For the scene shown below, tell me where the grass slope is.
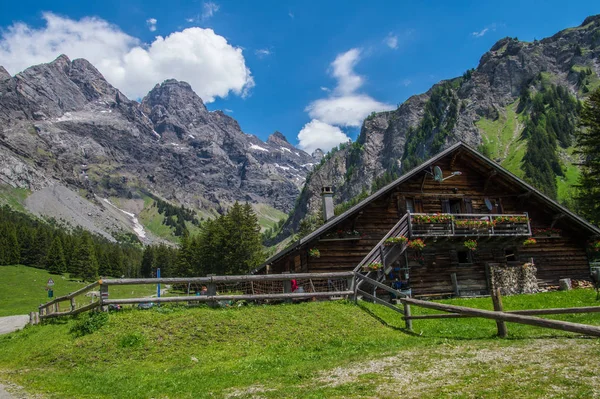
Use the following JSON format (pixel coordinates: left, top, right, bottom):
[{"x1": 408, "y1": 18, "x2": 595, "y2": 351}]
[
  {"x1": 0, "y1": 185, "x2": 30, "y2": 213},
  {"x1": 252, "y1": 203, "x2": 287, "y2": 232},
  {"x1": 476, "y1": 101, "x2": 527, "y2": 178},
  {"x1": 0, "y1": 265, "x2": 157, "y2": 317},
  {"x1": 0, "y1": 290, "x2": 599, "y2": 398}
]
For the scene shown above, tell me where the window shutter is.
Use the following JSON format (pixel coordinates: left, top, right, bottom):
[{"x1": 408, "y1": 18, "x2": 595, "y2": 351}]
[
  {"x1": 441, "y1": 199, "x2": 451, "y2": 213},
  {"x1": 464, "y1": 198, "x2": 473, "y2": 214},
  {"x1": 414, "y1": 198, "x2": 423, "y2": 213}
]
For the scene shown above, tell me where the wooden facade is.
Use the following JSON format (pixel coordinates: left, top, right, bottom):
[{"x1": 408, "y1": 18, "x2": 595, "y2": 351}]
[{"x1": 262, "y1": 143, "x2": 600, "y2": 297}]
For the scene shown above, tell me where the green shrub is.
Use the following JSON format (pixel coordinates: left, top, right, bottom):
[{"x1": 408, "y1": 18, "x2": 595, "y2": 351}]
[
  {"x1": 69, "y1": 312, "x2": 109, "y2": 337},
  {"x1": 119, "y1": 332, "x2": 146, "y2": 348}
]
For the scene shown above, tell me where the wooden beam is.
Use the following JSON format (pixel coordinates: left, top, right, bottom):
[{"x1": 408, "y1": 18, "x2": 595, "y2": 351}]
[
  {"x1": 550, "y1": 214, "x2": 566, "y2": 228},
  {"x1": 450, "y1": 150, "x2": 462, "y2": 169},
  {"x1": 103, "y1": 290, "x2": 355, "y2": 305},
  {"x1": 400, "y1": 297, "x2": 600, "y2": 337},
  {"x1": 483, "y1": 170, "x2": 497, "y2": 193}
]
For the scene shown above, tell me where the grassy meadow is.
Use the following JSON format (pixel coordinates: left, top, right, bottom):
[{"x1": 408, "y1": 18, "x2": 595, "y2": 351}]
[
  {"x1": 0, "y1": 265, "x2": 158, "y2": 317},
  {"x1": 0, "y1": 285, "x2": 599, "y2": 398}
]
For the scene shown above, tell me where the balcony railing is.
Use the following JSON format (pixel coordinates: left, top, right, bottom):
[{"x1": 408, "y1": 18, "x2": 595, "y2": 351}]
[{"x1": 407, "y1": 212, "x2": 531, "y2": 238}]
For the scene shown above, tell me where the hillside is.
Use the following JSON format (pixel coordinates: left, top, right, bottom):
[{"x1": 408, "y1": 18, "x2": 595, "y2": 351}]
[
  {"x1": 278, "y1": 15, "x2": 600, "y2": 239},
  {"x1": 1, "y1": 294, "x2": 599, "y2": 398},
  {"x1": 0, "y1": 58, "x2": 316, "y2": 243}
]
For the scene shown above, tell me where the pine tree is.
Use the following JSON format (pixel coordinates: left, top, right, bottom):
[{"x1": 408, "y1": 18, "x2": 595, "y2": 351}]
[
  {"x1": 1, "y1": 225, "x2": 21, "y2": 265},
  {"x1": 46, "y1": 236, "x2": 67, "y2": 274},
  {"x1": 174, "y1": 231, "x2": 193, "y2": 277},
  {"x1": 140, "y1": 246, "x2": 155, "y2": 278},
  {"x1": 575, "y1": 88, "x2": 600, "y2": 224},
  {"x1": 72, "y1": 232, "x2": 99, "y2": 281}
]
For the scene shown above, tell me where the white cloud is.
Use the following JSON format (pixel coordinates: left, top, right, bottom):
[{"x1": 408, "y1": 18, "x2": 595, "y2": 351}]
[
  {"x1": 224, "y1": 108, "x2": 233, "y2": 113},
  {"x1": 306, "y1": 95, "x2": 392, "y2": 127},
  {"x1": 402, "y1": 79, "x2": 411, "y2": 87},
  {"x1": 297, "y1": 48, "x2": 393, "y2": 152},
  {"x1": 255, "y1": 48, "x2": 271, "y2": 58},
  {"x1": 384, "y1": 34, "x2": 398, "y2": 49},
  {"x1": 0, "y1": 13, "x2": 254, "y2": 102},
  {"x1": 472, "y1": 24, "x2": 497, "y2": 38},
  {"x1": 202, "y1": 2, "x2": 220, "y2": 20},
  {"x1": 320, "y1": 86, "x2": 330, "y2": 92},
  {"x1": 297, "y1": 120, "x2": 350, "y2": 153},
  {"x1": 472, "y1": 28, "x2": 488, "y2": 38},
  {"x1": 305, "y1": 48, "x2": 394, "y2": 127},
  {"x1": 146, "y1": 18, "x2": 157, "y2": 32},
  {"x1": 330, "y1": 48, "x2": 363, "y2": 95}
]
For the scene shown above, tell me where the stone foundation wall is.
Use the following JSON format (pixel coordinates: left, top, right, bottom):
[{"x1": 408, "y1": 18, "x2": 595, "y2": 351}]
[{"x1": 490, "y1": 263, "x2": 539, "y2": 295}]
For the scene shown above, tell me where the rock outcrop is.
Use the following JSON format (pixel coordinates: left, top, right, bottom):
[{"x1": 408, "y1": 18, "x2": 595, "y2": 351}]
[{"x1": 0, "y1": 55, "x2": 317, "y2": 240}]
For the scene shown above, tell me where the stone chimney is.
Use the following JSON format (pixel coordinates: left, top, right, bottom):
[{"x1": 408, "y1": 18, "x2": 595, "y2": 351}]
[{"x1": 321, "y1": 186, "x2": 334, "y2": 222}]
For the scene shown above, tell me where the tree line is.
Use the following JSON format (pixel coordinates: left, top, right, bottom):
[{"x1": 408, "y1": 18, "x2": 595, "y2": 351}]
[
  {"x1": 140, "y1": 202, "x2": 265, "y2": 277},
  {"x1": 0, "y1": 205, "x2": 143, "y2": 280}
]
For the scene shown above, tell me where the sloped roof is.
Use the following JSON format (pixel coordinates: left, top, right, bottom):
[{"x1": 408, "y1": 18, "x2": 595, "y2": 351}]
[{"x1": 255, "y1": 141, "x2": 600, "y2": 272}]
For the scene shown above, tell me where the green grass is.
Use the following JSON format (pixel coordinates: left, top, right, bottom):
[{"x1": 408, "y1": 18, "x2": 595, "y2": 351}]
[
  {"x1": 0, "y1": 185, "x2": 30, "y2": 212},
  {"x1": 476, "y1": 101, "x2": 527, "y2": 177},
  {"x1": 0, "y1": 265, "x2": 85, "y2": 316},
  {"x1": 556, "y1": 147, "x2": 581, "y2": 204},
  {"x1": 0, "y1": 266, "x2": 158, "y2": 316},
  {"x1": 138, "y1": 198, "x2": 178, "y2": 243},
  {"x1": 1, "y1": 290, "x2": 599, "y2": 398},
  {"x1": 252, "y1": 203, "x2": 287, "y2": 232}
]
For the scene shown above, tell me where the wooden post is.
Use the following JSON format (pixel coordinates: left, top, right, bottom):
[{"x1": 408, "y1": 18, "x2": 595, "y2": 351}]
[
  {"x1": 403, "y1": 303, "x2": 413, "y2": 332},
  {"x1": 451, "y1": 273, "x2": 460, "y2": 297},
  {"x1": 100, "y1": 283, "x2": 109, "y2": 310},
  {"x1": 282, "y1": 272, "x2": 291, "y2": 293},
  {"x1": 54, "y1": 302, "x2": 59, "y2": 313},
  {"x1": 206, "y1": 274, "x2": 217, "y2": 307},
  {"x1": 491, "y1": 288, "x2": 508, "y2": 338},
  {"x1": 346, "y1": 274, "x2": 355, "y2": 300},
  {"x1": 400, "y1": 296, "x2": 600, "y2": 337},
  {"x1": 70, "y1": 298, "x2": 76, "y2": 313}
]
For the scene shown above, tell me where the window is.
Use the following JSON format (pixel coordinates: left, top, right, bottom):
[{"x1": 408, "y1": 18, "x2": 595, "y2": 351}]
[
  {"x1": 457, "y1": 250, "x2": 472, "y2": 264},
  {"x1": 505, "y1": 248, "x2": 517, "y2": 262},
  {"x1": 406, "y1": 198, "x2": 414, "y2": 213},
  {"x1": 449, "y1": 199, "x2": 462, "y2": 214}
]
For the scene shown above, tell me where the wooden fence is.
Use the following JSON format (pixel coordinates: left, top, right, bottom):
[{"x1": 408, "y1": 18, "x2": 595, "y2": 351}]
[
  {"x1": 35, "y1": 271, "x2": 600, "y2": 338},
  {"x1": 354, "y1": 273, "x2": 600, "y2": 337},
  {"x1": 37, "y1": 272, "x2": 355, "y2": 320}
]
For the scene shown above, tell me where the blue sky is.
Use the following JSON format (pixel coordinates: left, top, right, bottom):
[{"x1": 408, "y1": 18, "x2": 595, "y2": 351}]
[{"x1": 0, "y1": 1, "x2": 598, "y2": 153}]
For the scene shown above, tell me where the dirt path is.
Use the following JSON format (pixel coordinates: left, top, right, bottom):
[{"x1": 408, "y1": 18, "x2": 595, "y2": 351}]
[{"x1": 0, "y1": 316, "x2": 29, "y2": 336}]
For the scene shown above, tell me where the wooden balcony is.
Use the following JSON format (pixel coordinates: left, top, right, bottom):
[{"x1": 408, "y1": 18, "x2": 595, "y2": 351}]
[{"x1": 408, "y1": 213, "x2": 531, "y2": 238}]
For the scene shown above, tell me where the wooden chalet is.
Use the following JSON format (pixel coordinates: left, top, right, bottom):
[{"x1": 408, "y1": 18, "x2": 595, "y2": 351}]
[{"x1": 259, "y1": 142, "x2": 600, "y2": 297}]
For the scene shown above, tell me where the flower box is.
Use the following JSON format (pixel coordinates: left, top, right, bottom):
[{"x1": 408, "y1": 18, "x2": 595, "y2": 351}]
[{"x1": 384, "y1": 236, "x2": 408, "y2": 246}]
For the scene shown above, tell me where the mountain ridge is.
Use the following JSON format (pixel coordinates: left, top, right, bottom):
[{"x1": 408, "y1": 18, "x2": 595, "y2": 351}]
[
  {"x1": 0, "y1": 54, "x2": 317, "y2": 243},
  {"x1": 275, "y1": 14, "x2": 600, "y2": 240}
]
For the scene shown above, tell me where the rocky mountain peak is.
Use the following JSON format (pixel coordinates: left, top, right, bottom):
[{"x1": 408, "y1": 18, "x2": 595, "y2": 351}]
[
  {"x1": 0, "y1": 66, "x2": 11, "y2": 81},
  {"x1": 312, "y1": 148, "x2": 324, "y2": 162},
  {"x1": 582, "y1": 14, "x2": 600, "y2": 26},
  {"x1": 266, "y1": 131, "x2": 289, "y2": 145},
  {"x1": 141, "y1": 79, "x2": 209, "y2": 135}
]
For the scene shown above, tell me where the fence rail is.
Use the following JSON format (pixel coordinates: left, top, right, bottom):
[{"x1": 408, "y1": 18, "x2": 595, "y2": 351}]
[
  {"x1": 36, "y1": 272, "x2": 355, "y2": 321},
  {"x1": 34, "y1": 270, "x2": 600, "y2": 338}
]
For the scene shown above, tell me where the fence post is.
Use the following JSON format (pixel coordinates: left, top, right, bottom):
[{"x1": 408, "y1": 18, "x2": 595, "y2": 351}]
[
  {"x1": 491, "y1": 287, "x2": 508, "y2": 338},
  {"x1": 451, "y1": 273, "x2": 460, "y2": 297},
  {"x1": 70, "y1": 297, "x2": 76, "y2": 313},
  {"x1": 207, "y1": 274, "x2": 217, "y2": 308},
  {"x1": 403, "y1": 302, "x2": 413, "y2": 332},
  {"x1": 100, "y1": 282, "x2": 109, "y2": 311},
  {"x1": 347, "y1": 274, "x2": 355, "y2": 301},
  {"x1": 282, "y1": 272, "x2": 292, "y2": 303}
]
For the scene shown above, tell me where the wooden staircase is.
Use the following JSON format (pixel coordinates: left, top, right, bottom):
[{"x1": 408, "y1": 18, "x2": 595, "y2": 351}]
[{"x1": 354, "y1": 214, "x2": 410, "y2": 292}]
